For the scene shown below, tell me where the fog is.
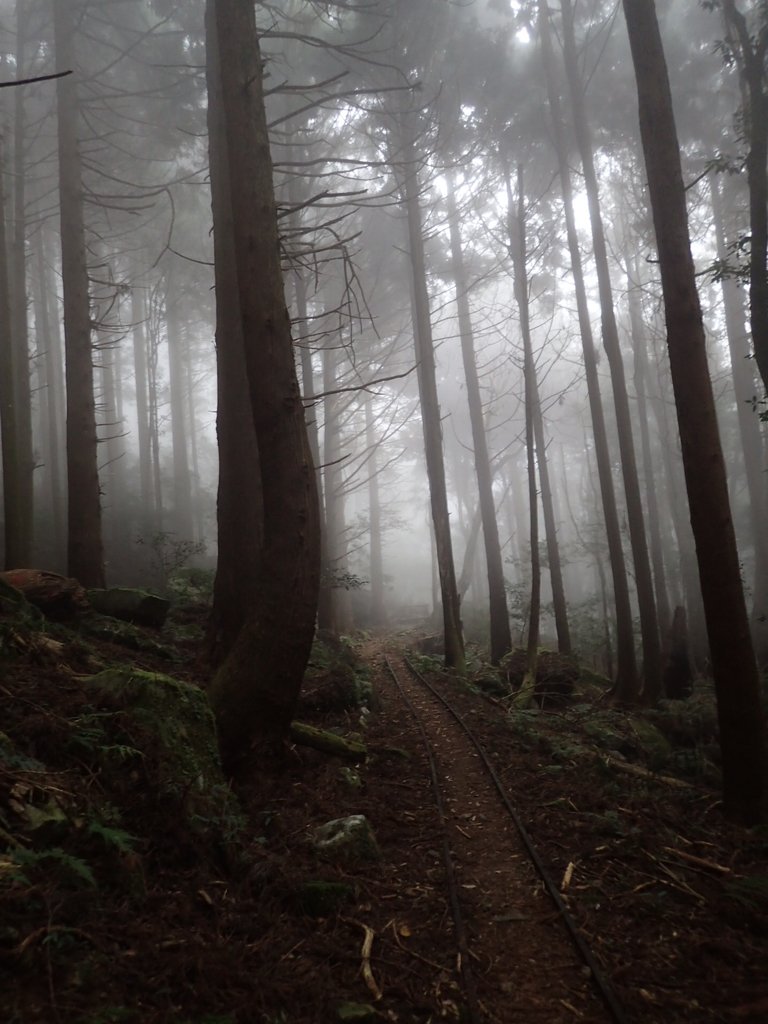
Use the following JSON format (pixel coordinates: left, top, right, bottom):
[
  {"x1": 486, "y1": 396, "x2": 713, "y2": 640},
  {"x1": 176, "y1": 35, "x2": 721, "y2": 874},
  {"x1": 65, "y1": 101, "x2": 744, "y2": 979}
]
[{"x1": 0, "y1": 0, "x2": 766, "y2": 676}]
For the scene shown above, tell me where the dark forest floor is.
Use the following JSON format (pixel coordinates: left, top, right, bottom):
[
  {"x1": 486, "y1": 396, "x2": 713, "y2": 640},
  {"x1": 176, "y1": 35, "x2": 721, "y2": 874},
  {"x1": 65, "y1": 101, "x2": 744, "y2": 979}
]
[{"x1": 1, "y1": 591, "x2": 767, "y2": 1023}]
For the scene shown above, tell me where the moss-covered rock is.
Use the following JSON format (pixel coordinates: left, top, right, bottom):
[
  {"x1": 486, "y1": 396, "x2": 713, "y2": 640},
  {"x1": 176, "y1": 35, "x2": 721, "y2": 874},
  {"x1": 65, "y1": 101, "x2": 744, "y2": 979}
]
[
  {"x1": 81, "y1": 668, "x2": 243, "y2": 842},
  {"x1": 630, "y1": 718, "x2": 673, "y2": 770},
  {"x1": 79, "y1": 613, "x2": 177, "y2": 660},
  {"x1": 312, "y1": 815, "x2": 381, "y2": 866}
]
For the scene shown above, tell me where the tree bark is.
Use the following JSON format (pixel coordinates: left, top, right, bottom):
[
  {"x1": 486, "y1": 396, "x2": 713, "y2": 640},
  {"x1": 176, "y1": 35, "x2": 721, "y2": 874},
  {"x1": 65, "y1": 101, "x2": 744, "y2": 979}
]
[
  {"x1": 538, "y1": 0, "x2": 638, "y2": 698},
  {"x1": 54, "y1": 0, "x2": 105, "y2": 588},
  {"x1": 623, "y1": 0, "x2": 767, "y2": 825},
  {"x1": 205, "y1": 0, "x2": 265, "y2": 670},
  {"x1": 206, "y1": 0, "x2": 321, "y2": 760},
  {"x1": 560, "y1": 0, "x2": 661, "y2": 699},
  {"x1": 446, "y1": 174, "x2": 511, "y2": 664}
]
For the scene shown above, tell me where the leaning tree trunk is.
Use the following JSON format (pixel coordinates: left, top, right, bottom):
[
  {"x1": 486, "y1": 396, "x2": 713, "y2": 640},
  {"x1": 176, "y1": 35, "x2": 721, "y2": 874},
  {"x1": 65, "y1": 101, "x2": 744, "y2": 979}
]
[
  {"x1": 538, "y1": 0, "x2": 639, "y2": 699},
  {"x1": 446, "y1": 173, "x2": 511, "y2": 664},
  {"x1": 54, "y1": 0, "x2": 105, "y2": 588},
  {"x1": 560, "y1": 0, "x2": 661, "y2": 699},
  {"x1": 398, "y1": 108, "x2": 464, "y2": 670},
  {"x1": 206, "y1": 0, "x2": 321, "y2": 762},
  {"x1": 623, "y1": 0, "x2": 767, "y2": 825}
]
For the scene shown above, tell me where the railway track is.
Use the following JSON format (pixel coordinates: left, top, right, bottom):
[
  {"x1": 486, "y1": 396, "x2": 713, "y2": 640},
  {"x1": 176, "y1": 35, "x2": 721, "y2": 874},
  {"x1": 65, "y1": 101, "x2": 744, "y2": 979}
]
[{"x1": 381, "y1": 651, "x2": 629, "y2": 1024}]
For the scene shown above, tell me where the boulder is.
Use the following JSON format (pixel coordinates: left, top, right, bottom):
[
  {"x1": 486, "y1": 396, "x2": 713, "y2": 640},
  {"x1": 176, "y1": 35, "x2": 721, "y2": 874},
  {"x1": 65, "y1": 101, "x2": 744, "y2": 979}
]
[
  {"x1": 82, "y1": 668, "x2": 242, "y2": 838},
  {"x1": 86, "y1": 587, "x2": 170, "y2": 629},
  {"x1": 312, "y1": 814, "x2": 381, "y2": 866},
  {"x1": 0, "y1": 570, "x2": 88, "y2": 619}
]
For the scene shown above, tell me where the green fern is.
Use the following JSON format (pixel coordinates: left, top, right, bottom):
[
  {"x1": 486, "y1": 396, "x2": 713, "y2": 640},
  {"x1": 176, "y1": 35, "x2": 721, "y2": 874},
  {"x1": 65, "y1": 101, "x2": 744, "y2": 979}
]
[
  {"x1": 87, "y1": 821, "x2": 136, "y2": 854},
  {"x1": 11, "y1": 846, "x2": 96, "y2": 888}
]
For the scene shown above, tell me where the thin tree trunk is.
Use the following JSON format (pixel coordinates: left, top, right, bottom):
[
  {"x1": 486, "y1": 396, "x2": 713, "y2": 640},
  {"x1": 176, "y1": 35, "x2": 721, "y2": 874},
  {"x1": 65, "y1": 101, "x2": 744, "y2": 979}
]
[
  {"x1": 399, "y1": 109, "x2": 464, "y2": 670},
  {"x1": 31, "y1": 232, "x2": 65, "y2": 568},
  {"x1": 165, "y1": 269, "x2": 194, "y2": 541},
  {"x1": 507, "y1": 163, "x2": 540, "y2": 698},
  {"x1": 537, "y1": 0, "x2": 638, "y2": 699},
  {"x1": 147, "y1": 295, "x2": 164, "y2": 534},
  {"x1": 623, "y1": 0, "x2": 767, "y2": 825},
  {"x1": 131, "y1": 288, "x2": 153, "y2": 531},
  {"x1": 0, "y1": 142, "x2": 23, "y2": 569},
  {"x1": 625, "y1": 252, "x2": 672, "y2": 638},
  {"x1": 10, "y1": 0, "x2": 34, "y2": 565},
  {"x1": 206, "y1": 0, "x2": 321, "y2": 760},
  {"x1": 504, "y1": 163, "x2": 572, "y2": 657},
  {"x1": 365, "y1": 392, "x2": 386, "y2": 626},
  {"x1": 560, "y1": 0, "x2": 661, "y2": 699},
  {"x1": 721, "y1": 0, "x2": 768, "y2": 396},
  {"x1": 446, "y1": 173, "x2": 511, "y2": 664},
  {"x1": 54, "y1": 0, "x2": 104, "y2": 587},
  {"x1": 321, "y1": 337, "x2": 353, "y2": 634},
  {"x1": 710, "y1": 172, "x2": 768, "y2": 666}
]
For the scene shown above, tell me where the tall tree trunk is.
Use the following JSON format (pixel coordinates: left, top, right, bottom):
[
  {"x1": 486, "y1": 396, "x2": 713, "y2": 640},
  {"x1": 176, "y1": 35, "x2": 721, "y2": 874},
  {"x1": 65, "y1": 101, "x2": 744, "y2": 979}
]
[
  {"x1": 365, "y1": 392, "x2": 386, "y2": 626},
  {"x1": 623, "y1": 0, "x2": 767, "y2": 825},
  {"x1": 147, "y1": 293, "x2": 164, "y2": 534},
  {"x1": 131, "y1": 288, "x2": 154, "y2": 532},
  {"x1": 31, "y1": 230, "x2": 65, "y2": 568},
  {"x1": 538, "y1": 0, "x2": 639, "y2": 699},
  {"x1": 9, "y1": 0, "x2": 34, "y2": 565},
  {"x1": 206, "y1": 0, "x2": 321, "y2": 760},
  {"x1": 721, "y1": 0, "x2": 768, "y2": 396},
  {"x1": 505, "y1": 163, "x2": 572, "y2": 657},
  {"x1": 399, "y1": 109, "x2": 464, "y2": 670},
  {"x1": 0, "y1": 142, "x2": 24, "y2": 569},
  {"x1": 624, "y1": 252, "x2": 672, "y2": 638},
  {"x1": 321, "y1": 336, "x2": 353, "y2": 635},
  {"x1": 710, "y1": 172, "x2": 768, "y2": 666},
  {"x1": 507, "y1": 163, "x2": 541, "y2": 698},
  {"x1": 560, "y1": 0, "x2": 661, "y2": 699},
  {"x1": 165, "y1": 269, "x2": 194, "y2": 541},
  {"x1": 206, "y1": 2, "x2": 264, "y2": 668},
  {"x1": 54, "y1": 0, "x2": 105, "y2": 587},
  {"x1": 447, "y1": 174, "x2": 511, "y2": 664}
]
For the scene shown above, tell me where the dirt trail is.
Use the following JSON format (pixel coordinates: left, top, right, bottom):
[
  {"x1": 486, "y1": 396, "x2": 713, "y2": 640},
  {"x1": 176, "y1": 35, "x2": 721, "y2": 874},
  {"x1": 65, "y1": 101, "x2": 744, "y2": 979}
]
[{"x1": 365, "y1": 639, "x2": 614, "y2": 1023}]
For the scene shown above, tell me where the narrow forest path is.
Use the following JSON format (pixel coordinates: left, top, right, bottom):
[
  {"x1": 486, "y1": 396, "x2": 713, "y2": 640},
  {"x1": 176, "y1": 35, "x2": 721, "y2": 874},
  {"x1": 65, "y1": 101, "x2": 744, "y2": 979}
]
[{"x1": 361, "y1": 637, "x2": 615, "y2": 1024}]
